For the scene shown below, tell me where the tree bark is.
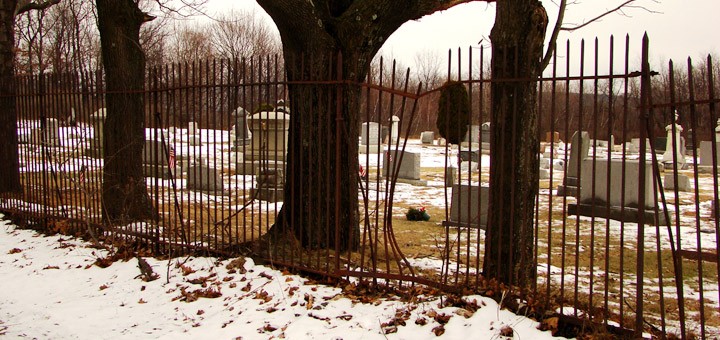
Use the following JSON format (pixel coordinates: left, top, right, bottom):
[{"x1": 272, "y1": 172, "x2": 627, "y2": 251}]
[
  {"x1": 0, "y1": 0, "x2": 22, "y2": 195},
  {"x1": 484, "y1": 0, "x2": 547, "y2": 288},
  {"x1": 257, "y1": 0, "x2": 481, "y2": 251},
  {"x1": 96, "y1": 0, "x2": 156, "y2": 224}
]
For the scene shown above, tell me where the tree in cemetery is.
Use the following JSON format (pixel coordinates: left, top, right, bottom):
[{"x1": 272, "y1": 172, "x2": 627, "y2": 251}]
[
  {"x1": 0, "y1": 0, "x2": 58, "y2": 195},
  {"x1": 95, "y1": 0, "x2": 157, "y2": 223},
  {"x1": 482, "y1": 0, "x2": 547, "y2": 288},
  {"x1": 256, "y1": 0, "x2": 488, "y2": 251}
]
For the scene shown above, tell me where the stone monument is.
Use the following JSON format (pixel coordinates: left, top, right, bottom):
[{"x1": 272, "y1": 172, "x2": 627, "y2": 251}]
[
  {"x1": 662, "y1": 111, "x2": 685, "y2": 168},
  {"x1": 86, "y1": 108, "x2": 106, "y2": 158}
]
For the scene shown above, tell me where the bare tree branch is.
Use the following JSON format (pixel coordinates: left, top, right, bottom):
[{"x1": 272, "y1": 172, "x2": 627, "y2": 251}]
[
  {"x1": 540, "y1": 0, "x2": 566, "y2": 71},
  {"x1": 15, "y1": 0, "x2": 60, "y2": 16},
  {"x1": 560, "y1": 0, "x2": 660, "y2": 32}
]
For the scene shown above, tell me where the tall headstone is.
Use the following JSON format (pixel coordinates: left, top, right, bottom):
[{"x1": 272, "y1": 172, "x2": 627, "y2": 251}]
[
  {"x1": 557, "y1": 131, "x2": 590, "y2": 197},
  {"x1": 86, "y1": 108, "x2": 106, "y2": 158},
  {"x1": 446, "y1": 184, "x2": 489, "y2": 229},
  {"x1": 231, "y1": 107, "x2": 251, "y2": 149},
  {"x1": 142, "y1": 139, "x2": 170, "y2": 178},
  {"x1": 481, "y1": 122, "x2": 491, "y2": 143},
  {"x1": 31, "y1": 118, "x2": 60, "y2": 147},
  {"x1": 360, "y1": 122, "x2": 382, "y2": 154},
  {"x1": 237, "y1": 110, "x2": 290, "y2": 175},
  {"x1": 463, "y1": 124, "x2": 482, "y2": 144},
  {"x1": 188, "y1": 122, "x2": 201, "y2": 146},
  {"x1": 662, "y1": 111, "x2": 685, "y2": 167},
  {"x1": 389, "y1": 115, "x2": 400, "y2": 145}
]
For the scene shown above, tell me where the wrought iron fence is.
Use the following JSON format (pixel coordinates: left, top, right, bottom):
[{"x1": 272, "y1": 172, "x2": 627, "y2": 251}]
[{"x1": 2, "y1": 35, "x2": 719, "y2": 338}]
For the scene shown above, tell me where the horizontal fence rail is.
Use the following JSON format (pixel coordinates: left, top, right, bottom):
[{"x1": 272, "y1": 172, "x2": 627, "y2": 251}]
[{"x1": 1, "y1": 36, "x2": 719, "y2": 338}]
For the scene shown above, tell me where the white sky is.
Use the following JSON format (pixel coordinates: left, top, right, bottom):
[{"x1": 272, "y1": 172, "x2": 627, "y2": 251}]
[{"x1": 201, "y1": 0, "x2": 719, "y2": 72}]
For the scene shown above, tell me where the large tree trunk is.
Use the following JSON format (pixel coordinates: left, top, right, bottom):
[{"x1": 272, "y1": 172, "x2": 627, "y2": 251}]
[
  {"x1": 484, "y1": 0, "x2": 547, "y2": 288},
  {"x1": 96, "y1": 0, "x2": 155, "y2": 224},
  {"x1": 0, "y1": 0, "x2": 22, "y2": 195},
  {"x1": 257, "y1": 0, "x2": 468, "y2": 252}
]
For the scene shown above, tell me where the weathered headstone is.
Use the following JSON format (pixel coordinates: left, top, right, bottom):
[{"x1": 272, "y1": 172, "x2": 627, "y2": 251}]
[
  {"x1": 568, "y1": 158, "x2": 666, "y2": 224},
  {"x1": 187, "y1": 165, "x2": 226, "y2": 194},
  {"x1": 360, "y1": 122, "x2": 382, "y2": 154},
  {"x1": 231, "y1": 107, "x2": 251, "y2": 149},
  {"x1": 142, "y1": 139, "x2": 170, "y2": 179},
  {"x1": 545, "y1": 131, "x2": 561, "y2": 143},
  {"x1": 662, "y1": 112, "x2": 685, "y2": 167},
  {"x1": 86, "y1": 108, "x2": 106, "y2": 158},
  {"x1": 188, "y1": 122, "x2": 201, "y2": 146},
  {"x1": 463, "y1": 125, "x2": 481, "y2": 144},
  {"x1": 389, "y1": 115, "x2": 400, "y2": 144},
  {"x1": 481, "y1": 122, "x2": 491, "y2": 143},
  {"x1": 251, "y1": 166, "x2": 285, "y2": 202},
  {"x1": 663, "y1": 173, "x2": 690, "y2": 192},
  {"x1": 237, "y1": 110, "x2": 290, "y2": 175},
  {"x1": 699, "y1": 141, "x2": 720, "y2": 173},
  {"x1": 557, "y1": 131, "x2": 590, "y2": 197},
  {"x1": 420, "y1": 131, "x2": 434, "y2": 144},
  {"x1": 446, "y1": 184, "x2": 489, "y2": 229},
  {"x1": 383, "y1": 149, "x2": 421, "y2": 181}
]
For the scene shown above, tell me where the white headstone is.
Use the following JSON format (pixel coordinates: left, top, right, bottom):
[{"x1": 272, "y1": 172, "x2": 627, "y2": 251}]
[
  {"x1": 662, "y1": 112, "x2": 685, "y2": 166},
  {"x1": 389, "y1": 116, "x2": 400, "y2": 144},
  {"x1": 361, "y1": 122, "x2": 381, "y2": 146},
  {"x1": 420, "y1": 131, "x2": 434, "y2": 144},
  {"x1": 383, "y1": 149, "x2": 421, "y2": 180},
  {"x1": 663, "y1": 173, "x2": 690, "y2": 192}
]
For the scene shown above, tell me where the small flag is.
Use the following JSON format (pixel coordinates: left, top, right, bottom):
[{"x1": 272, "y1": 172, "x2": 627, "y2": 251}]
[
  {"x1": 359, "y1": 164, "x2": 367, "y2": 179},
  {"x1": 78, "y1": 165, "x2": 87, "y2": 184},
  {"x1": 169, "y1": 145, "x2": 176, "y2": 169}
]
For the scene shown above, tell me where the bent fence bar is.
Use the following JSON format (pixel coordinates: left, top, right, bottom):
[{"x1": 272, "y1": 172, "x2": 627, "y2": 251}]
[{"x1": 1, "y1": 36, "x2": 719, "y2": 338}]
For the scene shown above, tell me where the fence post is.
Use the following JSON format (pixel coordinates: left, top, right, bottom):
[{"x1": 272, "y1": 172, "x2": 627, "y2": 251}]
[{"x1": 635, "y1": 33, "x2": 651, "y2": 337}]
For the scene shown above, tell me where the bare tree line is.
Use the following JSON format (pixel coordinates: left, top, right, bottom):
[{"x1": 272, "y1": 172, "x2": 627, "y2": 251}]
[{"x1": 13, "y1": 1, "x2": 282, "y2": 74}]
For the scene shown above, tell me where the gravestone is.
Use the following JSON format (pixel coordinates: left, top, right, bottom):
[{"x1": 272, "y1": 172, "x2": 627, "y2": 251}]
[
  {"x1": 446, "y1": 184, "x2": 489, "y2": 229},
  {"x1": 187, "y1": 165, "x2": 226, "y2": 194},
  {"x1": 481, "y1": 122, "x2": 491, "y2": 143},
  {"x1": 545, "y1": 131, "x2": 561, "y2": 143},
  {"x1": 360, "y1": 122, "x2": 382, "y2": 154},
  {"x1": 383, "y1": 149, "x2": 424, "y2": 184},
  {"x1": 30, "y1": 118, "x2": 60, "y2": 147},
  {"x1": 142, "y1": 139, "x2": 171, "y2": 179},
  {"x1": 420, "y1": 131, "x2": 434, "y2": 144},
  {"x1": 251, "y1": 166, "x2": 285, "y2": 202},
  {"x1": 663, "y1": 173, "x2": 690, "y2": 192},
  {"x1": 463, "y1": 125, "x2": 482, "y2": 144},
  {"x1": 557, "y1": 131, "x2": 590, "y2": 197},
  {"x1": 569, "y1": 158, "x2": 666, "y2": 224},
  {"x1": 188, "y1": 122, "x2": 201, "y2": 146},
  {"x1": 231, "y1": 107, "x2": 251, "y2": 149},
  {"x1": 86, "y1": 108, "x2": 106, "y2": 158},
  {"x1": 237, "y1": 110, "x2": 290, "y2": 175},
  {"x1": 389, "y1": 115, "x2": 400, "y2": 144},
  {"x1": 698, "y1": 141, "x2": 720, "y2": 173},
  {"x1": 662, "y1": 112, "x2": 685, "y2": 168}
]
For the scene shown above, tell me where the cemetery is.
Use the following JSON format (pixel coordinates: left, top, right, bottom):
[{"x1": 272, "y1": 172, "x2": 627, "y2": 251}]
[{"x1": 5, "y1": 45, "x2": 720, "y2": 337}]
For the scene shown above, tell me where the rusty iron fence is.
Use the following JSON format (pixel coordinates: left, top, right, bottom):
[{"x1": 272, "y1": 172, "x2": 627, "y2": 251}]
[{"x1": 2, "y1": 35, "x2": 719, "y2": 338}]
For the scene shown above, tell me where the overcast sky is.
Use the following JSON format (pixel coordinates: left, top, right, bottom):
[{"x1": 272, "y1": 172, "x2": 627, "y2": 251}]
[{"x1": 203, "y1": 0, "x2": 719, "y2": 72}]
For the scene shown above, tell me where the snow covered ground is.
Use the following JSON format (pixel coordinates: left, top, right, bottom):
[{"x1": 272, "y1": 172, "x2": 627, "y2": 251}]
[{"x1": 0, "y1": 216, "x2": 561, "y2": 340}]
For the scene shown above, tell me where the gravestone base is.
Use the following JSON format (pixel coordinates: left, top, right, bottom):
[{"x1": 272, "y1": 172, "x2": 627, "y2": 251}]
[
  {"x1": 143, "y1": 164, "x2": 172, "y2": 179},
  {"x1": 662, "y1": 161, "x2": 688, "y2": 171},
  {"x1": 251, "y1": 188, "x2": 284, "y2": 202},
  {"x1": 568, "y1": 202, "x2": 668, "y2": 226},
  {"x1": 557, "y1": 177, "x2": 579, "y2": 197},
  {"x1": 231, "y1": 139, "x2": 251, "y2": 151},
  {"x1": 235, "y1": 161, "x2": 285, "y2": 176},
  {"x1": 663, "y1": 173, "x2": 691, "y2": 192},
  {"x1": 187, "y1": 165, "x2": 228, "y2": 195},
  {"x1": 392, "y1": 177, "x2": 428, "y2": 186},
  {"x1": 359, "y1": 144, "x2": 382, "y2": 154},
  {"x1": 697, "y1": 165, "x2": 718, "y2": 174}
]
